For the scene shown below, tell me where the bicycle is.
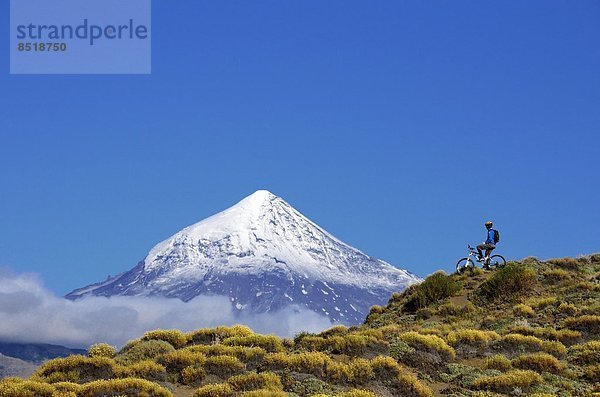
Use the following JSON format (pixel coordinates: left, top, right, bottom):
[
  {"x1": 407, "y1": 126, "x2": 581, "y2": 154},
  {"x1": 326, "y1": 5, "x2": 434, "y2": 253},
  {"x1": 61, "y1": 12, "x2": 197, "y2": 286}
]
[{"x1": 456, "y1": 245, "x2": 506, "y2": 274}]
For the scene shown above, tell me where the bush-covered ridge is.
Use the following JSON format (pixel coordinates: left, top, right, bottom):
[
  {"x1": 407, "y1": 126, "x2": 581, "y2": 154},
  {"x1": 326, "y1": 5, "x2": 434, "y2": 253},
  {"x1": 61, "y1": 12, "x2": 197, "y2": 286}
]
[{"x1": 0, "y1": 255, "x2": 598, "y2": 396}]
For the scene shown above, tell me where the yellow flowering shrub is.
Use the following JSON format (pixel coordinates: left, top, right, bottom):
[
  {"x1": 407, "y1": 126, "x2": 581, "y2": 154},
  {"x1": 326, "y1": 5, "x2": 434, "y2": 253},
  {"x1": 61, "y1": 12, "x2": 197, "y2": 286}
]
[
  {"x1": 511, "y1": 353, "x2": 563, "y2": 374},
  {"x1": 223, "y1": 335, "x2": 284, "y2": 353},
  {"x1": 142, "y1": 329, "x2": 188, "y2": 348},
  {"x1": 483, "y1": 355, "x2": 512, "y2": 371},
  {"x1": 117, "y1": 339, "x2": 175, "y2": 365},
  {"x1": 87, "y1": 343, "x2": 116, "y2": 359},
  {"x1": 227, "y1": 371, "x2": 282, "y2": 391},
  {"x1": 193, "y1": 383, "x2": 234, "y2": 397},
  {"x1": 397, "y1": 332, "x2": 456, "y2": 361},
  {"x1": 78, "y1": 378, "x2": 172, "y2": 397},
  {"x1": 473, "y1": 370, "x2": 542, "y2": 393},
  {"x1": 35, "y1": 355, "x2": 118, "y2": 383},
  {"x1": 188, "y1": 325, "x2": 254, "y2": 345},
  {"x1": 157, "y1": 350, "x2": 206, "y2": 373},
  {"x1": 204, "y1": 355, "x2": 245, "y2": 378}
]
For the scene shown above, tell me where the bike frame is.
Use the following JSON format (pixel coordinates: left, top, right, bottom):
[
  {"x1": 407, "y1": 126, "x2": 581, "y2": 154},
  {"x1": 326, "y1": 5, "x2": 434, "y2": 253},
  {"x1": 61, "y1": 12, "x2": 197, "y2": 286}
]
[{"x1": 457, "y1": 245, "x2": 506, "y2": 274}]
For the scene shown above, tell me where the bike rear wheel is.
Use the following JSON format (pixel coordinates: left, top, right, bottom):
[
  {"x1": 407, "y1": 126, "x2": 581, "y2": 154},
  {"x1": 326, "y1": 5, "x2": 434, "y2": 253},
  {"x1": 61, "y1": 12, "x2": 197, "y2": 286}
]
[
  {"x1": 489, "y1": 255, "x2": 506, "y2": 268},
  {"x1": 456, "y1": 257, "x2": 475, "y2": 274}
]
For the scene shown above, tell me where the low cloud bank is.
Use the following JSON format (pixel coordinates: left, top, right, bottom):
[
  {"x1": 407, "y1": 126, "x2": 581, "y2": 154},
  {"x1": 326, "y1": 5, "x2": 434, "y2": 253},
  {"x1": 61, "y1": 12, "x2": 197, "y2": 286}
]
[{"x1": 0, "y1": 269, "x2": 333, "y2": 348}]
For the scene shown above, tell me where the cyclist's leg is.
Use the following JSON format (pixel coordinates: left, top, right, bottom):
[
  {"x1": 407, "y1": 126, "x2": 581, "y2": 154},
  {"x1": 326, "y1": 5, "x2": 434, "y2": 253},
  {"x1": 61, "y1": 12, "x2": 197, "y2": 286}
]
[
  {"x1": 476, "y1": 244, "x2": 485, "y2": 258},
  {"x1": 484, "y1": 244, "x2": 495, "y2": 264}
]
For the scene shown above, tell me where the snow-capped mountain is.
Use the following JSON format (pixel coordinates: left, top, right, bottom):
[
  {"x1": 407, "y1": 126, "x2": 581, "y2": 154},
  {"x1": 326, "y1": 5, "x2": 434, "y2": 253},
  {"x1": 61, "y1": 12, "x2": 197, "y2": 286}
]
[{"x1": 67, "y1": 190, "x2": 421, "y2": 324}]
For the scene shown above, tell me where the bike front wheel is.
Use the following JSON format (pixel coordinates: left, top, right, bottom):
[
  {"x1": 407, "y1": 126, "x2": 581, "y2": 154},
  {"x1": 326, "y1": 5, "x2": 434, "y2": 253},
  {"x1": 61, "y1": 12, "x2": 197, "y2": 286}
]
[
  {"x1": 489, "y1": 255, "x2": 506, "y2": 268},
  {"x1": 456, "y1": 257, "x2": 475, "y2": 274}
]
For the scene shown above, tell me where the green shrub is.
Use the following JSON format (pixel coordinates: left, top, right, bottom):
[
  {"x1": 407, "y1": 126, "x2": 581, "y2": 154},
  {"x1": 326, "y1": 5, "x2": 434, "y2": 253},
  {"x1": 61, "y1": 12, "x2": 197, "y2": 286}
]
[
  {"x1": 87, "y1": 343, "x2": 116, "y2": 359},
  {"x1": 405, "y1": 271, "x2": 462, "y2": 311},
  {"x1": 142, "y1": 329, "x2": 188, "y2": 348},
  {"x1": 193, "y1": 383, "x2": 234, "y2": 397},
  {"x1": 228, "y1": 371, "x2": 282, "y2": 391},
  {"x1": 477, "y1": 264, "x2": 537, "y2": 302},
  {"x1": 204, "y1": 355, "x2": 245, "y2": 378},
  {"x1": 117, "y1": 339, "x2": 175, "y2": 365},
  {"x1": 511, "y1": 353, "x2": 563, "y2": 374},
  {"x1": 289, "y1": 377, "x2": 335, "y2": 396},
  {"x1": 78, "y1": 378, "x2": 172, "y2": 397},
  {"x1": 472, "y1": 369, "x2": 542, "y2": 393},
  {"x1": 223, "y1": 335, "x2": 284, "y2": 353},
  {"x1": 389, "y1": 340, "x2": 415, "y2": 361}
]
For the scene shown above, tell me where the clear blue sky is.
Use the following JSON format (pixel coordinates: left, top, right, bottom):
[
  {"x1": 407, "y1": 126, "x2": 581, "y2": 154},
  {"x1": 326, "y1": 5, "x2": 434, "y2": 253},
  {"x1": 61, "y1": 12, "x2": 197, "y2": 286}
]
[{"x1": 1, "y1": 1, "x2": 599, "y2": 295}]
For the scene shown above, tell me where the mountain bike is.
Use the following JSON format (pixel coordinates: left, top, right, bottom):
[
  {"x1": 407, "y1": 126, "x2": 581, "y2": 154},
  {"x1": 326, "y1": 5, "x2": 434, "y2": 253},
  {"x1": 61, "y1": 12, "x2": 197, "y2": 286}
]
[{"x1": 456, "y1": 245, "x2": 506, "y2": 274}]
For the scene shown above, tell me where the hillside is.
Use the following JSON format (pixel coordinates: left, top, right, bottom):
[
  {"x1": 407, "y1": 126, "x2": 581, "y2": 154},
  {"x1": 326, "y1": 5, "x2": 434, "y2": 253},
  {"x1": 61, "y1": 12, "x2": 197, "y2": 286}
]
[
  {"x1": 0, "y1": 343, "x2": 86, "y2": 365},
  {"x1": 1, "y1": 255, "x2": 599, "y2": 397},
  {"x1": 0, "y1": 354, "x2": 36, "y2": 379}
]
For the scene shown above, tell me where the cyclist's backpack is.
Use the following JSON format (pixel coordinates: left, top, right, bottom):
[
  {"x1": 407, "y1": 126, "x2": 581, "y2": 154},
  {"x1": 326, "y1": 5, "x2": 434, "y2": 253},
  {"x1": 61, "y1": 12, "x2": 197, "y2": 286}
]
[{"x1": 493, "y1": 229, "x2": 500, "y2": 244}]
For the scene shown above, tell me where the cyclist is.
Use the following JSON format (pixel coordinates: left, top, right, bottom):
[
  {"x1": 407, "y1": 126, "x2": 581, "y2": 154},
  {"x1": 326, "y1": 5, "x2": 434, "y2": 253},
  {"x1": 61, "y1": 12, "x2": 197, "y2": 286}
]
[{"x1": 477, "y1": 221, "x2": 499, "y2": 267}]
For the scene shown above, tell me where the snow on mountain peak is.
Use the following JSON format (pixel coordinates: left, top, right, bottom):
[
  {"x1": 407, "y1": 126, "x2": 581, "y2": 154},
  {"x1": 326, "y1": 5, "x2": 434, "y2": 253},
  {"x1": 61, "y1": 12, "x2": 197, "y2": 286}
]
[{"x1": 66, "y1": 191, "x2": 421, "y2": 324}]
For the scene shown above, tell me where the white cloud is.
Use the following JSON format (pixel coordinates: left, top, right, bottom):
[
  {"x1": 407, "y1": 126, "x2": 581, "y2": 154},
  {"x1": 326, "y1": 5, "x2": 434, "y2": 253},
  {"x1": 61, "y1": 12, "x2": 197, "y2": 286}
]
[{"x1": 0, "y1": 269, "x2": 333, "y2": 349}]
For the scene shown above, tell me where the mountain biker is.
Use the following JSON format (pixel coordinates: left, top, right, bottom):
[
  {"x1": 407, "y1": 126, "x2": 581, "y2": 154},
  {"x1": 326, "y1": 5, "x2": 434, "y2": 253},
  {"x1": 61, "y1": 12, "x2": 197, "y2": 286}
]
[{"x1": 477, "y1": 221, "x2": 498, "y2": 267}]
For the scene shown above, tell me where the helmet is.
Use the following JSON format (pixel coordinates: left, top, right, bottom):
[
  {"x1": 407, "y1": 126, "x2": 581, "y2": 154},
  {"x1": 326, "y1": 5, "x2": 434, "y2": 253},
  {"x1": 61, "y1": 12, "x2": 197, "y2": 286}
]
[{"x1": 485, "y1": 221, "x2": 493, "y2": 228}]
